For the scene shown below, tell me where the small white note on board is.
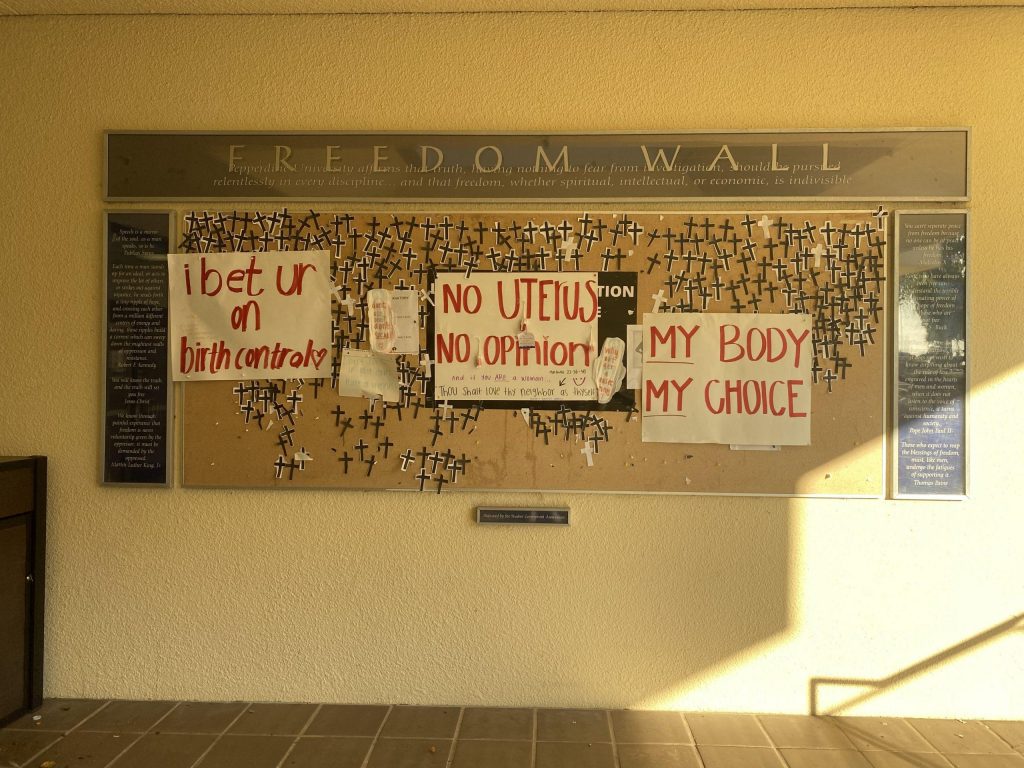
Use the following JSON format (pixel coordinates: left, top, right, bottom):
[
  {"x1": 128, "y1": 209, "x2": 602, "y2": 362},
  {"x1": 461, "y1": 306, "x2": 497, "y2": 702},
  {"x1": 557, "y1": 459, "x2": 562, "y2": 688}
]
[{"x1": 338, "y1": 348, "x2": 401, "y2": 403}]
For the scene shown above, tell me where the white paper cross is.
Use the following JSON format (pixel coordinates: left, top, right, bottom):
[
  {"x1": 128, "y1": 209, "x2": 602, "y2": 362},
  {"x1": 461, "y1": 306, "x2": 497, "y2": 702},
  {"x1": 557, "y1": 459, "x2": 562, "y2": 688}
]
[
  {"x1": 651, "y1": 289, "x2": 667, "y2": 313},
  {"x1": 580, "y1": 440, "x2": 595, "y2": 467},
  {"x1": 811, "y1": 242, "x2": 826, "y2": 268}
]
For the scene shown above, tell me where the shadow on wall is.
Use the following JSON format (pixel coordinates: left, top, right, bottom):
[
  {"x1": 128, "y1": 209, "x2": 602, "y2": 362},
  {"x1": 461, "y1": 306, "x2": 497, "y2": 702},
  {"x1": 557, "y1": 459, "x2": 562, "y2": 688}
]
[
  {"x1": 809, "y1": 613, "x2": 1024, "y2": 715},
  {"x1": 505, "y1": 213, "x2": 970, "y2": 707},
  {"x1": 626, "y1": 216, "x2": 995, "y2": 713},
  {"x1": 513, "y1": 215, "x2": 962, "y2": 708}
]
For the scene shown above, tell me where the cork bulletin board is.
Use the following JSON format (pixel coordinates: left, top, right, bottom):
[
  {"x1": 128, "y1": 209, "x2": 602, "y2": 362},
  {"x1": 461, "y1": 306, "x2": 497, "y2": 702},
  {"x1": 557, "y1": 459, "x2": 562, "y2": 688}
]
[{"x1": 178, "y1": 208, "x2": 888, "y2": 496}]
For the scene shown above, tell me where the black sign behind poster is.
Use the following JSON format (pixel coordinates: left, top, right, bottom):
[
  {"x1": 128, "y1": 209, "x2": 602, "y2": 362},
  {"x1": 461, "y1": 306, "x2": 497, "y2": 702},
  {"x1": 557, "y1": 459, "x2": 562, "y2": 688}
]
[
  {"x1": 895, "y1": 212, "x2": 968, "y2": 498},
  {"x1": 103, "y1": 212, "x2": 172, "y2": 485}
]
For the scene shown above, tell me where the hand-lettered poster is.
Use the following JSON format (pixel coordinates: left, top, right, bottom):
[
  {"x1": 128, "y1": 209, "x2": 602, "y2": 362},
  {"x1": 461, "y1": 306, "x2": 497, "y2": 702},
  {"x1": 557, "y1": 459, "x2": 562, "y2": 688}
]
[
  {"x1": 366, "y1": 288, "x2": 420, "y2": 355},
  {"x1": 642, "y1": 312, "x2": 812, "y2": 445},
  {"x1": 168, "y1": 250, "x2": 331, "y2": 380},
  {"x1": 431, "y1": 271, "x2": 636, "y2": 410},
  {"x1": 433, "y1": 271, "x2": 599, "y2": 402}
]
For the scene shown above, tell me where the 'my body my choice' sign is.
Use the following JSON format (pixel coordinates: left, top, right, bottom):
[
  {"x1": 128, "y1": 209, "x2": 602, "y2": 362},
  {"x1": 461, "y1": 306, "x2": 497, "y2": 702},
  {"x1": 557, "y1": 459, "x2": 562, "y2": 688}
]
[{"x1": 642, "y1": 313, "x2": 813, "y2": 445}]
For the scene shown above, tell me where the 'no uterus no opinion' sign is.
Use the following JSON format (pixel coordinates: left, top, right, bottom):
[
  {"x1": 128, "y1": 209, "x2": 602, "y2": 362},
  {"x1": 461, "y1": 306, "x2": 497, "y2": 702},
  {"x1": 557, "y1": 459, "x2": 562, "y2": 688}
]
[{"x1": 642, "y1": 312, "x2": 812, "y2": 446}]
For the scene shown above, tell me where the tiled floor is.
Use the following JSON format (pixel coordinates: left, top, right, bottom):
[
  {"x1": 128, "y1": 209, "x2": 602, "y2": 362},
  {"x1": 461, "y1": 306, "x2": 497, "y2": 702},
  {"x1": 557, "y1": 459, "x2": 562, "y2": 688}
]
[{"x1": 2, "y1": 701, "x2": 1023, "y2": 768}]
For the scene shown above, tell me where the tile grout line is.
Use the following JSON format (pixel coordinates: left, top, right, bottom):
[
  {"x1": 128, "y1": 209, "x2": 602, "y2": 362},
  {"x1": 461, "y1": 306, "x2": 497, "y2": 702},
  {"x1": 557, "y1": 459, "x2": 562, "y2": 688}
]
[
  {"x1": 61, "y1": 701, "x2": 182, "y2": 768},
  {"x1": 14, "y1": 732, "x2": 63, "y2": 768},
  {"x1": 184, "y1": 702, "x2": 254, "y2": 768},
  {"x1": 101, "y1": 701, "x2": 188, "y2": 768},
  {"x1": 443, "y1": 707, "x2": 465, "y2": 768},
  {"x1": 753, "y1": 713, "x2": 796, "y2": 768},
  {"x1": 829, "y1": 717, "x2": 935, "y2": 759},
  {"x1": 68, "y1": 699, "x2": 115, "y2": 732},
  {"x1": 95, "y1": 731, "x2": 150, "y2": 768},
  {"x1": 679, "y1": 712, "x2": 709, "y2": 768},
  {"x1": 677, "y1": 711, "x2": 696, "y2": 746},
  {"x1": 357, "y1": 704, "x2": 394, "y2": 768},
  {"x1": 902, "y1": 719, "x2": 958, "y2": 767},
  {"x1": 979, "y1": 719, "x2": 1019, "y2": 753},
  {"x1": 272, "y1": 703, "x2": 324, "y2": 768},
  {"x1": 606, "y1": 709, "x2": 621, "y2": 768},
  {"x1": 241, "y1": 733, "x2": 614, "y2": 743},
  {"x1": 13, "y1": 730, "x2": 71, "y2": 768},
  {"x1": 112, "y1": 731, "x2": 534, "y2": 741},
  {"x1": 15, "y1": 700, "x2": 117, "y2": 768},
  {"x1": 749, "y1": 744, "x2": 992, "y2": 753},
  {"x1": 148, "y1": 701, "x2": 185, "y2": 733},
  {"x1": 530, "y1": 708, "x2": 538, "y2": 768}
]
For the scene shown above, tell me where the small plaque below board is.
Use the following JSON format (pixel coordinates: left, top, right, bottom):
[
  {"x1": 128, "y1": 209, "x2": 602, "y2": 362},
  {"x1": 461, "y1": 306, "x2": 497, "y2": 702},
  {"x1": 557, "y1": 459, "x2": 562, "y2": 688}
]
[{"x1": 477, "y1": 507, "x2": 570, "y2": 525}]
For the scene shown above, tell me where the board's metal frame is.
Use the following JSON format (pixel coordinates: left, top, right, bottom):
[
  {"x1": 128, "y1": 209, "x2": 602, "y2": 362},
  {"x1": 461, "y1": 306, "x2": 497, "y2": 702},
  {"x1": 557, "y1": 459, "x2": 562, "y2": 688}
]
[
  {"x1": 176, "y1": 207, "x2": 890, "y2": 499},
  {"x1": 891, "y1": 209, "x2": 970, "y2": 501},
  {"x1": 101, "y1": 210, "x2": 175, "y2": 487},
  {"x1": 105, "y1": 128, "x2": 971, "y2": 204}
]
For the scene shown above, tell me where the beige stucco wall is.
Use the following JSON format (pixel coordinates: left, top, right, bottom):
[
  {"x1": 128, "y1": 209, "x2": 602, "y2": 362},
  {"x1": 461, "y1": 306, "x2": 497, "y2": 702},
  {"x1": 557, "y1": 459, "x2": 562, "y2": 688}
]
[{"x1": 0, "y1": 8, "x2": 1021, "y2": 717}]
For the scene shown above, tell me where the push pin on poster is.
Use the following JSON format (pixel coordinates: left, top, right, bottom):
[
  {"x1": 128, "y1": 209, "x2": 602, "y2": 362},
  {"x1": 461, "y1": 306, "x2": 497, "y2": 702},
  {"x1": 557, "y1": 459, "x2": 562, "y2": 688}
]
[{"x1": 517, "y1": 318, "x2": 536, "y2": 350}]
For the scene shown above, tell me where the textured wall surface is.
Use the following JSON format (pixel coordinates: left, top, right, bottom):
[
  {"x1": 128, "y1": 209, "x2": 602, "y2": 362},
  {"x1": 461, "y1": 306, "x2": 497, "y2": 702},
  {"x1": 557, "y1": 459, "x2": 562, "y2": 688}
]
[
  {"x1": 5, "y1": 0, "x2": 1024, "y2": 17},
  {"x1": 0, "y1": 8, "x2": 1021, "y2": 717}
]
